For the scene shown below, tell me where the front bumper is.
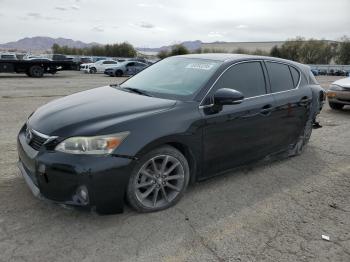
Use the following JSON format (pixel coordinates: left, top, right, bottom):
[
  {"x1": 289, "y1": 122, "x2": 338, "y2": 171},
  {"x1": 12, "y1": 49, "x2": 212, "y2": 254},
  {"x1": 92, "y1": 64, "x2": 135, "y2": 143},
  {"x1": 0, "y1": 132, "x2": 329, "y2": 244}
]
[
  {"x1": 17, "y1": 127, "x2": 134, "y2": 214},
  {"x1": 327, "y1": 90, "x2": 350, "y2": 105}
]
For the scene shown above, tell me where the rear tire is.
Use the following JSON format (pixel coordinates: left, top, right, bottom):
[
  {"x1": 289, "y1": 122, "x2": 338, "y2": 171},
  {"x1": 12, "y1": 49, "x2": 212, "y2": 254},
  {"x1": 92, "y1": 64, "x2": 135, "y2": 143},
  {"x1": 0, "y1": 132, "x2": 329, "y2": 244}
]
[
  {"x1": 329, "y1": 102, "x2": 344, "y2": 110},
  {"x1": 89, "y1": 67, "x2": 97, "y2": 74},
  {"x1": 289, "y1": 118, "x2": 313, "y2": 157},
  {"x1": 29, "y1": 65, "x2": 44, "y2": 78},
  {"x1": 126, "y1": 146, "x2": 190, "y2": 213}
]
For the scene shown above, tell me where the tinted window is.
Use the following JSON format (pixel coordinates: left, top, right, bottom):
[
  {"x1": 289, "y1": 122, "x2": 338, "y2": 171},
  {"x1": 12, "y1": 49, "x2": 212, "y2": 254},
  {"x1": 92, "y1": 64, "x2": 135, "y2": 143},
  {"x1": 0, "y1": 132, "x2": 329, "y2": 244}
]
[
  {"x1": 121, "y1": 57, "x2": 221, "y2": 100},
  {"x1": 126, "y1": 62, "x2": 135, "y2": 67},
  {"x1": 266, "y1": 62, "x2": 295, "y2": 92},
  {"x1": 289, "y1": 66, "x2": 300, "y2": 87},
  {"x1": 214, "y1": 62, "x2": 266, "y2": 98},
  {"x1": 308, "y1": 70, "x2": 319, "y2": 84}
]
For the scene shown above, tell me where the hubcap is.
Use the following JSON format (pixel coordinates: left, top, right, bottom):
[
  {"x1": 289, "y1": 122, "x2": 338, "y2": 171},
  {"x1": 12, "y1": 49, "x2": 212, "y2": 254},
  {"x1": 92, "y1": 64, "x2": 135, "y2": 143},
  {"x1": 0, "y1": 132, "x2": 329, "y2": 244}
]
[{"x1": 135, "y1": 155, "x2": 185, "y2": 208}]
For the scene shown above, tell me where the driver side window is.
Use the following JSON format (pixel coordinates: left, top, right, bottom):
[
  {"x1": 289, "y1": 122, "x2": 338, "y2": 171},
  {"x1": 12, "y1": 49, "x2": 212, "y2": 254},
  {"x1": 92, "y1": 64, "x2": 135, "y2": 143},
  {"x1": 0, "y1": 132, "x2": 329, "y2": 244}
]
[{"x1": 214, "y1": 61, "x2": 267, "y2": 98}]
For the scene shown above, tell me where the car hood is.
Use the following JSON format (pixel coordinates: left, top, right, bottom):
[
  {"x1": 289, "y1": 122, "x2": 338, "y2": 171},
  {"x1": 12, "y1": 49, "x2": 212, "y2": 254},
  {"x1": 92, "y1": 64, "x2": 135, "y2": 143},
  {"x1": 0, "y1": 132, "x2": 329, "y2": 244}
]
[
  {"x1": 28, "y1": 86, "x2": 176, "y2": 136},
  {"x1": 333, "y1": 77, "x2": 350, "y2": 89}
]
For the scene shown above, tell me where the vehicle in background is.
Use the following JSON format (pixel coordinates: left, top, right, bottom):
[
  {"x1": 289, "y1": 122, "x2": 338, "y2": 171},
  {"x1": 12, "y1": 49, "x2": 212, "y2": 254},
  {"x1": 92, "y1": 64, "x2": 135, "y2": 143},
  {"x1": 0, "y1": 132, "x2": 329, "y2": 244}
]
[
  {"x1": 327, "y1": 77, "x2": 350, "y2": 110},
  {"x1": 335, "y1": 70, "x2": 347, "y2": 76},
  {"x1": 92, "y1": 57, "x2": 108, "y2": 62},
  {"x1": 0, "y1": 58, "x2": 75, "y2": 77},
  {"x1": 104, "y1": 61, "x2": 148, "y2": 77},
  {"x1": 72, "y1": 57, "x2": 93, "y2": 70},
  {"x1": 82, "y1": 59, "x2": 119, "y2": 73},
  {"x1": 311, "y1": 69, "x2": 319, "y2": 76},
  {"x1": 50, "y1": 54, "x2": 73, "y2": 61},
  {"x1": 318, "y1": 69, "x2": 327, "y2": 75},
  {"x1": 127, "y1": 57, "x2": 153, "y2": 65},
  {"x1": 0, "y1": 53, "x2": 17, "y2": 60},
  {"x1": 26, "y1": 57, "x2": 52, "y2": 61}
]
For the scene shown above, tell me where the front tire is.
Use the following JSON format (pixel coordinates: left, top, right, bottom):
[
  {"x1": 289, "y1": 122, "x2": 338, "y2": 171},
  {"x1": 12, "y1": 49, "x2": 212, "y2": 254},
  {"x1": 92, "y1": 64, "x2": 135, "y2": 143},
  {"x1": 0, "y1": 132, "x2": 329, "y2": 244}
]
[
  {"x1": 126, "y1": 146, "x2": 190, "y2": 212},
  {"x1": 329, "y1": 102, "x2": 344, "y2": 110}
]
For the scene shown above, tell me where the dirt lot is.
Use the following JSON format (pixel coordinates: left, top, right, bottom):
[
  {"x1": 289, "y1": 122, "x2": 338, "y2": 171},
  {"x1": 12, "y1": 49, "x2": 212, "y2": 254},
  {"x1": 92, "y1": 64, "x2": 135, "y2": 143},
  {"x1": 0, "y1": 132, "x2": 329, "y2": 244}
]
[{"x1": 0, "y1": 72, "x2": 349, "y2": 262}]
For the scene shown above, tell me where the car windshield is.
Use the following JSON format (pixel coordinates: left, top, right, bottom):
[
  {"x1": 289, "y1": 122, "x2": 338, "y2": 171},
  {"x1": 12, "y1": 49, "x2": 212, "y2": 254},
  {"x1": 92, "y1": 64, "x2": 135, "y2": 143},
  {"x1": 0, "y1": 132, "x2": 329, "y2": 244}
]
[{"x1": 120, "y1": 57, "x2": 222, "y2": 100}]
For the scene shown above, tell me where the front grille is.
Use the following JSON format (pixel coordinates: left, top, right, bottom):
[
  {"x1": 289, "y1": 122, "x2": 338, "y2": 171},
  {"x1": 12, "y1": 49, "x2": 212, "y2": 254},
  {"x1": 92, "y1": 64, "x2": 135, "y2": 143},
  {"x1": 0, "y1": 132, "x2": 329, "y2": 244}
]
[{"x1": 29, "y1": 131, "x2": 47, "y2": 150}]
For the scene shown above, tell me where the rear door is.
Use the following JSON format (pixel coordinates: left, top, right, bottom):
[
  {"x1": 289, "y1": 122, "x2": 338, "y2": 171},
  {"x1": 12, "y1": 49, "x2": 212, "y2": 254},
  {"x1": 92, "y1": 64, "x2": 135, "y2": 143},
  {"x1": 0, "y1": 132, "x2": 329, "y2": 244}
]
[{"x1": 264, "y1": 61, "x2": 312, "y2": 151}]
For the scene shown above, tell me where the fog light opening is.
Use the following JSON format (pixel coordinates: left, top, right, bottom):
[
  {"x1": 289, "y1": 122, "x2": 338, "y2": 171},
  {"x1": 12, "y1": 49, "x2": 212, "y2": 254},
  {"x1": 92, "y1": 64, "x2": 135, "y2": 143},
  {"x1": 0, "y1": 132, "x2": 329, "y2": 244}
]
[{"x1": 76, "y1": 186, "x2": 89, "y2": 205}]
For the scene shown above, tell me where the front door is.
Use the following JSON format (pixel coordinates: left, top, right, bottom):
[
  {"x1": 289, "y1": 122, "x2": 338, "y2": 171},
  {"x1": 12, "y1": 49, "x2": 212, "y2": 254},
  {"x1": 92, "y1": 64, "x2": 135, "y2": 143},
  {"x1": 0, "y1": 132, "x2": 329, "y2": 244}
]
[{"x1": 201, "y1": 61, "x2": 276, "y2": 178}]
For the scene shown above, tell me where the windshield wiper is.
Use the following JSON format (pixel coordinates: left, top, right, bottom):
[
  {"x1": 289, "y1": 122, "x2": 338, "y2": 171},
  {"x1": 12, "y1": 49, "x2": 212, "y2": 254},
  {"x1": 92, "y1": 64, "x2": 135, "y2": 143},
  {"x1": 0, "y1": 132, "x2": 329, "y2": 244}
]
[{"x1": 121, "y1": 87, "x2": 153, "y2": 97}]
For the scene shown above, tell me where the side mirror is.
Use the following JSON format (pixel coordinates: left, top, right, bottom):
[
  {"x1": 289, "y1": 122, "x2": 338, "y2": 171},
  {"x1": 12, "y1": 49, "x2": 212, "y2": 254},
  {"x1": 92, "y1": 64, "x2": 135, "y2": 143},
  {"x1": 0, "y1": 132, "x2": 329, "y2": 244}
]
[{"x1": 214, "y1": 88, "x2": 244, "y2": 105}]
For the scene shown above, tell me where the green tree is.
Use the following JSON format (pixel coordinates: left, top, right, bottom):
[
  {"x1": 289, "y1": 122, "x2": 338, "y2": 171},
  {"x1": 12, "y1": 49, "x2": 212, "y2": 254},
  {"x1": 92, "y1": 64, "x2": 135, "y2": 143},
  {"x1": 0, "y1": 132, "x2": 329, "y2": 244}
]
[
  {"x1": 52, "y1": 43, "x2": 61, "y2": 54},
  {"x1": 270, "y1": 45, "x2": 281, "y2": 58},
  {"x1": 170, "y1": 45, "x2": 189, "y2": 56},
  {"x1": 157, "y1": 50, "x2": 169, "y2": 59},
  {"x1": 335, "y1": 36, "x2": 350, "y2": 64},
  {"x1": 278, "y1": 37, "x2": 304, "y2": 61}
]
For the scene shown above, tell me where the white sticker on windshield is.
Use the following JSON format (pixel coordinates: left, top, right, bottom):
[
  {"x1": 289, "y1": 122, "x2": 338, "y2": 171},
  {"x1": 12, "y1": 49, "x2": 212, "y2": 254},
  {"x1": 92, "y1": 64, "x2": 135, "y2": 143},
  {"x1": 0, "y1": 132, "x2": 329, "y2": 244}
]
[{"x1": 186, "y1": 63, "x2": 215, "y2": 70}]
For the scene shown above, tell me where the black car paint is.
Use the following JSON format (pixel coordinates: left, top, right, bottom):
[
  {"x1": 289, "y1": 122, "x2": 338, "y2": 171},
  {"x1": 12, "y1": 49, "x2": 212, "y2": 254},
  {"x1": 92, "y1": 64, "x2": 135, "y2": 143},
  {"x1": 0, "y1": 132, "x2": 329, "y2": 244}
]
[{"x1": 17, "y1": 55, "x2": 324, "y2": 214}]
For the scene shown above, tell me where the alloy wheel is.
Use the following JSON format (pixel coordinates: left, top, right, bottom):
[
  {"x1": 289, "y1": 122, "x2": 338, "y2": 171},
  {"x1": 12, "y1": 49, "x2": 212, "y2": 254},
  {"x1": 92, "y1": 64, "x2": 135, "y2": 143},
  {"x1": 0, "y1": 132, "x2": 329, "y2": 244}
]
[{"x1": 134, "y1": 155, "x2": 185, "y2": 208}]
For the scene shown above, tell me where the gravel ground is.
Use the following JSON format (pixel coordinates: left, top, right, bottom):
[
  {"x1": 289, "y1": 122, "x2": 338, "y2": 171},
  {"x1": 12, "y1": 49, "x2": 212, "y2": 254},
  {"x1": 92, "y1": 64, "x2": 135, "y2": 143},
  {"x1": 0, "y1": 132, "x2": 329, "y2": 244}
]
[{"x1": 0, "y1": 72, "x2": 349, "y2": 262}]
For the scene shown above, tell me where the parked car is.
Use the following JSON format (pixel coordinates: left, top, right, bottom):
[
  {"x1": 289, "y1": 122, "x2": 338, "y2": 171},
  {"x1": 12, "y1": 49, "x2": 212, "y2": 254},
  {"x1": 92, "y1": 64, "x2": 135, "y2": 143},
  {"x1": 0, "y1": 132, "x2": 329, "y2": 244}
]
[
  {"x1": 82, "y1": 60, "x2": 119, "y2": 73},
  {"x1": 327, "y1": 77, "x2": 350, "y2": 110},
  {"x1": 318, "y1": 69, "x2": 327, "y2": 76},
  {"x1": 51, "y1": 54, "x2": 72, "y2": 61},
  {"x1": 311, "y1": 69, "x2": 319, "y2": 76},
  {"x1": 335, "y1": 70, "x2": 347, "y2": 76},
  {"x1": 104, "y1": 61, "x2": 148, "y2": 77},
  {"x1": 17, "y1": 54, "x2": 325, "y2": 214}
]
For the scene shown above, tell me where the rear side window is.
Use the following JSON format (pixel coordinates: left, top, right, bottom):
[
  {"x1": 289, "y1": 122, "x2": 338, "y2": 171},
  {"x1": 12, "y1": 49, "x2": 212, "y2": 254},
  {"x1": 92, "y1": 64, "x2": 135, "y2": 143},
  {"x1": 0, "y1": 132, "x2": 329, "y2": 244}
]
[
  {"x1": 308, "y1": 70, "x2": 319, "y2": 84},
  {"x1": 289, "y1": 66, "x2": 300, "y2": 87},
  {"x1": 214, "y1": 62, "x2": 266, "y2": 98},
  {"x1": 266, "y1": 62, "x2": 295, "y2": 92}
]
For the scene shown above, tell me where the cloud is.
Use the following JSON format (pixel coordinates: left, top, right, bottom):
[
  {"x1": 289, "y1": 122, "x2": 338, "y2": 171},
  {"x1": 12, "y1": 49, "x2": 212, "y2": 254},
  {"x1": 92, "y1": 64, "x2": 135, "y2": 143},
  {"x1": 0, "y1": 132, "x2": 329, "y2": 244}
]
[
  {"x1": 91, "y1": 26, "x2": 104, "y2": 32},
  {"x1": 55, "y1": 6, "x2": 67, "y2": 11},
  {"x1": 26, "y1": 12, "x2": 60, "y2": 21},
  {"x1": 27, "y1": 12, "x2": 41, "y2": 18},
  {"x1": 236, "y1": 24, "x2": 248, "y2": 29},
  {"x1": 137, "y1": 3, "x2": 164, "y2": 8},
  {"x1": 208, "y1": 32, "x2": 225, "y2": 38},
  {"x1": 139, "y1": 22, "x2": 155, "y2": 29},
  {"x1": 71, "y1": 5, "x2": 80, "y2": 10}
]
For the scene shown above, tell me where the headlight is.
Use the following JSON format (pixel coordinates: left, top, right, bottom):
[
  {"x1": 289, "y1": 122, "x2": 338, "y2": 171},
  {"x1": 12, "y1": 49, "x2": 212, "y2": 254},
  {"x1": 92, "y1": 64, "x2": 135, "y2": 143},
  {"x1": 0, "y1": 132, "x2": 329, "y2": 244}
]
[
  {"x1": 55, "y1": 132, "x2": 130, "y2": 155},
  {"x1": 329, "y1": 84, "x2": 344, "y2": 91}
]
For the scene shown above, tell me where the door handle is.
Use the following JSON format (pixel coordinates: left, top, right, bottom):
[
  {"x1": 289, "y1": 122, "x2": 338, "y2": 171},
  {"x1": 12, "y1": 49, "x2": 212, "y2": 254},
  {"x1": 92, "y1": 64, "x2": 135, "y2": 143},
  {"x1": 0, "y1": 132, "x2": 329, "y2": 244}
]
[
  {"x1": 299, "y1": 96, "x2": 311, "y2": 106},
  {"x1": 260, "y1": 104, "x2": 273, "y2": 116}
]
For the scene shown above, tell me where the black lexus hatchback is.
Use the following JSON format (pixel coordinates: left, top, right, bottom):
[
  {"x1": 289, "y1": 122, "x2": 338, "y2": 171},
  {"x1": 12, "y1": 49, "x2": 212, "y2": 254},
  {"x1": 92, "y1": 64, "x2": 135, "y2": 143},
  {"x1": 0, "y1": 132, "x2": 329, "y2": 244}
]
[{"x1": 17, "y1": 54, "x2": 325, "y2": 214}]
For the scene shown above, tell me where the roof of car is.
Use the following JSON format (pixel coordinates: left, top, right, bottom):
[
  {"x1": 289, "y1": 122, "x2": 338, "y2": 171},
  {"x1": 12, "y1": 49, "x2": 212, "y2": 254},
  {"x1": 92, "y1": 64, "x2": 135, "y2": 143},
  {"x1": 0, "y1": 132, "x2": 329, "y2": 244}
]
[
  {"x1": 176, "y1": 53, "x2": 302, "y2": 64},
  {"x1": 176, "y1": 53, "x2": 309, "y2": 73}
]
